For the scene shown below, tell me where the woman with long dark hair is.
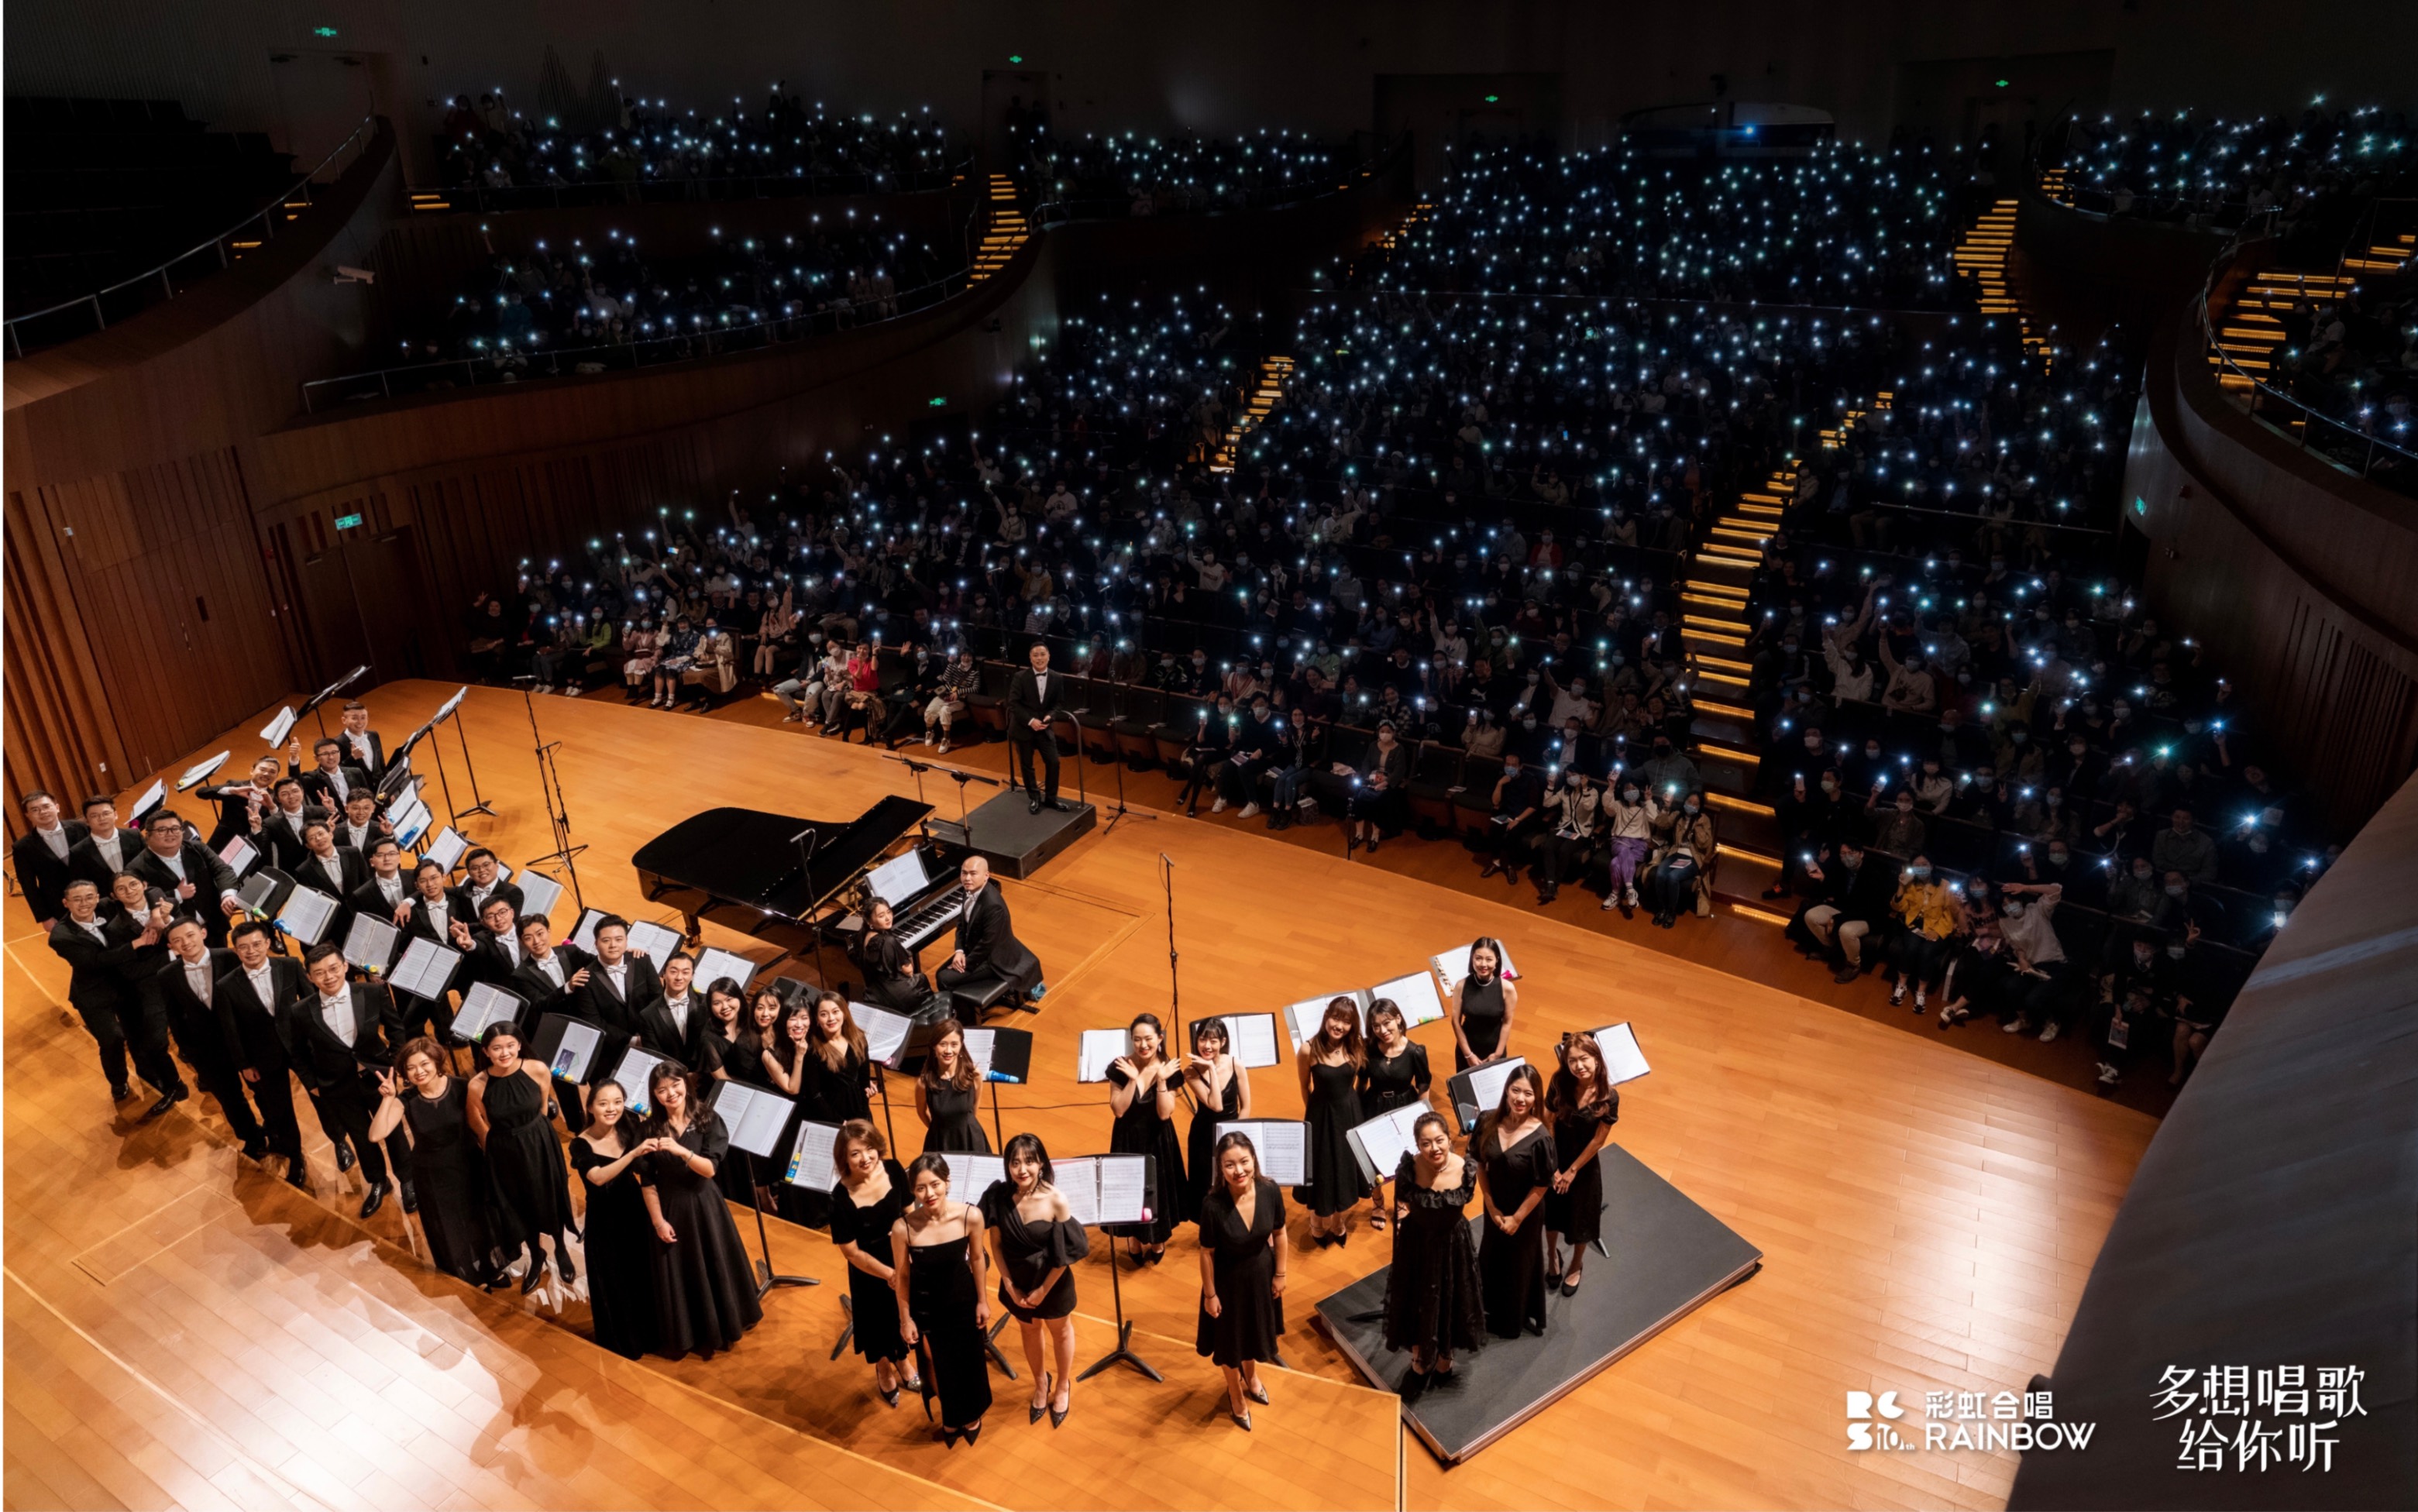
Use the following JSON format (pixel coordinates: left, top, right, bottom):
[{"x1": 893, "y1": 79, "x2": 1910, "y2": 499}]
[
  {"x1": 569, "y1": 1078, "x2": 656, "y2": 1359},
  {"x1": 1543, "y1": 1033, "x2": 1618, "y2": 1296},
  {"x1": 1448, "y1": 937, "x2": 1517, "y2": 1070},
  {"x1": 368, "y1": 1036, "x2": 507, "y2": 1289},
  {"x1": 849, "y1": 899, "x2": 934, "y2": 1013},
  {"x1": 756, "y1": 998, "x2": 825, "y2": 1227},
  {"x1": 636, "y1": 1062, "x2": 763, "y2": 1358},
  {"x1": 700, "y1": 977, "x2": 748, "y2": 1078},
  {"x1": 1296, "y1": 998, "x2": 1369, "y2": 1246},
  {"x1": 1195, "y1": 1131, "x2": 1288, "y2": 1431},
  {"x1": 1474, "y1": 1064, "x2": 1552, "y2": 1338},
  {"x1": 1383, "y1": 1110, "x2": 1484, "y2": 1383},
  {"x1": 980, "y1": 1133, "x2": 1086, "y2": 1427},
  {"x1": 892, "y1": 1153, "x2": 992, "y2": 1445},
  {"x1": 829, "y1": 1119, "x2": 917, "y2": 1404},
  {"x1": 1180, "y1": 1017, "x2": 1251, "y2": 1225},
  {"x1": 1357, "y1": 998, "x2": 1433, "y2": 1232},
  {"x1": 915, "y1": 1021, "x2": 990, "y2": 1153},
  {"x1": 467, "y1": 1022, "x2": 577, "y2": 1294},
  {"x1": 800, "y1": 991, "x2": 875, "y2": 1125},
  {"x1": 1106, "y1": 1012, "x2": 1186, "y2": 1262}
]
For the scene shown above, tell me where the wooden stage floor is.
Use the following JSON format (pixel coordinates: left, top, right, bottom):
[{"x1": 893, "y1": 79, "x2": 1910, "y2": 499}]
[{"x1": 2, "y1": 681, "x2": 2160, "y2": 1511}]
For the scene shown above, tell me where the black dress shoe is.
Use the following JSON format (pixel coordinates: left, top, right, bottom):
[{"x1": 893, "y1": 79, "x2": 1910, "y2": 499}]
[
  {"x1": 141, "y1": 1092, "x2": 178, "y2": 1122},
  {"x1": 109, "y1": 1082, "x2": 133, "y2": 1102},
  {"x1": 1051, "y1": 798, "x2": 1077, "y2": 812},
  {"x1": 284, "y1": 1160, "x2": 311, "y2": 1191},
  {"x1": 358, "y1": 1181, "x2": 389, "y2": 1219},
  {"x1": 398, "y1": 1179, "x2": 418, "y2": 1214},
  {"x1": 1028, "y1": 798, "x2": 1044, "y2": 815},
  {"x1": 521, "y1": 1260, "x2": 547, "y2": 1294},
  {"x1": 334, "y1": 1143, "x2": 356, "y2": 1174},
  {"x1": 555, "y1": 1247, "x2": 576, "y2": 1283}
]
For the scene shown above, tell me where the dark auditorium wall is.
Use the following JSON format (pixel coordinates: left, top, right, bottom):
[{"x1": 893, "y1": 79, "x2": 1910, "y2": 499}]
[{"x1": 10, "y1": 0, "x2": 2413, "y2": 166}]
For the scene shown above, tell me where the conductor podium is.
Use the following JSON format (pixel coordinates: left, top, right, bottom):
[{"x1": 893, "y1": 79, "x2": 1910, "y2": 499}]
[{"x1": 1313, "y1": 1144, "x2": 1762, "y2": 1464}]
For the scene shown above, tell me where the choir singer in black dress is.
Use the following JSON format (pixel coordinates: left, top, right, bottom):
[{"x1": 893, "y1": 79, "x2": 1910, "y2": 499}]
[
  {"x1": 915, "y1": 1021, "x2": 991, "y2": 1154},
  {"x1": 1357, "y1": 998, "x2": 1433, "y2": 1232},
  {"x1": 1106, "y1": 1012, "x2": 1185, "y2": 1263},
  {"x1": 1197, "y1": 1131, "x2": 1288, "y2": 1431},
  {"x1": 637, "y1": 1062, "x2": 764, "y2": 1358},
  {"x1": 1297, "y1": 998, "x2": 1368, "y2": 1247},
  {"x1": 892, "y1": 1153, "x2": 992, "y2": 1445},
  {"x1": 982, "y1": 1133, "x2": 1086, "y2": 1427},
  {"x1": 368, "y1": 1036, "x2": 506, "y2": 1289},
  {"x1": 830, "y1": 1119, "x2": 917, "y2": 1406},
  {"x1": 801, "y1": 991, "x2": 875, "y2": 1126},
  {"x1": 1474, "y1": 1064, "x2": 1553, "y2": 1338},
  {"x1": 1384, "y1": 1111, "x2": 1484, "y2": 1384},
  {"x1": 572, "y1": 1079, "x2": 657, "y2": 1359},
  {"x1": 468, "y1": 1022, "x2": 578, "y2": 1294},
  {"x1": 848, "y1": 899, "x2": 934, "y2": 1013},
  {"x1": 1543, "y1": 1033, "x2": 1618, "y2": 1297},
  {"x1": 1180, "y1": 1018, "x2": 1251, "y2": 1228},
  {"x1": 1447, "y1": 936, "x2": 1518, "y2": 1070}
]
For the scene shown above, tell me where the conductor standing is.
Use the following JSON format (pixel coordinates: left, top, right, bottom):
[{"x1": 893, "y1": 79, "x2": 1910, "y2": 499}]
[{"x1": 1008, "y1": 641, "x2": 1072, "y2": 815}]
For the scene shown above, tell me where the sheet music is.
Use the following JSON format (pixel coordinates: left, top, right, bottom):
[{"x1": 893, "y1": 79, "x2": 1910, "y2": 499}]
[
  {"x1": 1075, "y1": 1028, "x2": 1132, "y2": 1083},
  {"x1": 390, "y1": 937, "x2": 461, "y2": 1000},
  {"x1": 1282, "y1": 991, "x2": 1367, "y2": 1053},
  {"x1": 424, "y1": 826, "x2": 468, "y2": 872},
  {"x1": 452, "y1": 982, "x2": 524, "y2": 1040},
  {"x1": 261, "y1": 706, "x2": 297, "y2": 747},
  {"x1": 856, "y1": 1003, "x2": 913, "y2": 1067},
  {"x1": 626, "y1": 920, "x2": 684, "y2": 962},
  {"x1": 714, "y1": 1081, "x2": 795, "y2": 1159},
  {"x1": 342, "y1": 914, "x2": 398, "y2": 972},
  {"x1": 569, "y1": 908, "x2": 607, "y2": 954},
  {"x1": 218, "y1": 834, "x2": 260, "y2": 877},
  {"x1": 1429, "y1": 940, "x2": 1520, "y2": 998},
  {"x1": 128, "y1": 780, "x2": 167, "y2": 823},
  {"x1": 390, "y1": 793, "x2": 432, "y2": 850},
  {"x1": 1055, "y1": 1156, "x2": 1101, "y2": 1227},
  {"x1": 492, "y1": 861, "x2": 514, "y2": 885},
  {"x1": 178, "y1": 751, "x2": 230, "y2": 790},
  {"x1": 1368, "y1": 970, "x2": 1448, "y2": 1029},
  {"x1": 548, "y1": 1019, "x2": 602, "y2": 1083},
  {"x1": 274, "y1": 885, "x2": 337, "y2": 946},
  {"x1": 1345, "y1": 1104, "x2": 1430, "y2": 1186},
  {"x1": 786, "y1": 1119, "x2": 842, "y2": 1191},
  {"x1": 960, "y1": 1027, "x2": 996, "y2": 1081},
  {"x1": 1215, "y1": 1120, "x2": 1308, "y2": 1187},
  {"x1": 944, "y1": 1152, "x2": 1006, "y2": 1201},
  {"x1": 1460, "y1": 1056, "x2": 1530, "y2": 1123},
  {"x1": 434, "y1": 686, "x2": 470, "y2": 724},
  {"x1": 1095, "y1": 1153, "x2": 1150, "y2": 1225},
  {"x1": 1591, "y1": 1022, "x2": 1652, "y2": 1085},
  {"x1": 237, "y1": 871, "x2": 284, "y2": 915},
  {"x1": 517, "y1": 869, "x2": 563, "y2": 922},
  {"x1": 1208, "y1": 1013, "x2": 1282, "y2": 1068},
  {"x1": 614, "y1": 1046, "x2": 669, "y2": 1113},
  {"x1": 694, "y1": 947, "x2": 755, "y2": 991}
]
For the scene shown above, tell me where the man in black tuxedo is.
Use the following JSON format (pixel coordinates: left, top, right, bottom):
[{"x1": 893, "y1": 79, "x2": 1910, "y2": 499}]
[
  {"x1": 287, "y1": 820, "x2": 368, "y2": 937},
  {"x1": 216, "y1": 919, "x2": 312, "y2": 1184},
  {"x1": 932, "y1": 855, "x2": 1044, "y2": 1015},
  {"x1": 335, "y1": 700, "x2": 389, "y2": 785},
  {"x1": 459, "y1": 848, "x2": 524, "y2": 918},
  {"x1": 47, "y1": 878, "x2": 185, "y2": 1117},
  {"x1": 638, "y1": 952, "x2": 717, "y2": 1064},
  {"x1": 291, "y1": 736, "x2": 375, "y2": 813},
  {"x1": 575, "y1": 916, "x2": 665, "y2": 1041},
  {"x1": 196, "y1": 755, "x2": 283, "y2": 849},
  {"x1": 348, "y1": 837, "x2": 415, "y2": 929},
  {"x1": 509, "y1": 913, "x2": 595, "y2": 1026},
  {"x1": 463, "y1": 895, "x2": 527, "y2": 990},
  {"x1": 1006, "y1": 641, "x2": 1073, "y2": 814},
  {"x1": 280, "y1": 941, "x2": 404, "y2": 1216},
  {"x1": 157, "y1": 918, "x2": 270, "y2": 1161},
  {"x1": 127, "y1": 811, "x2": 247, "y2": 947},
  {"x1": 332, "y1": 789, "x2": 388, "y2": 853},
  {"x1": 251, "y1": 778, "x2": 325, "y2": 871},
  {"x1": 66, "y1": 795, "x2": 142, "y2": 892},
  {"x1": 13, "y1": 791, "x2": 89, "y2": 930}
]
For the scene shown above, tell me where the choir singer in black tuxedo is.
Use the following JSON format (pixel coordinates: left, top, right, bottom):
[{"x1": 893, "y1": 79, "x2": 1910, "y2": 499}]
[
  {"x1": 157, "y1": 917, "x2": 272, "y2": 1161},
  {"x1": 576, "y1": 916, "x2": 664, "y2": 1042},
  {"x1": 335, "y1": 699, "x2": 389, "y2": 784},
  {"x1": 280, "y1": 942, "x2": 409, "y2": 1217},
  {"x1": 217, "y1": 919, "x2": 312, "y2": 1184},
  {"x1": 1007, "y1": 641, "x2": 1073, "y2": 814},
  {"x1": 932, "y1": 855, "x2": 1044, "y2": 1009},
  {"x1": 128, "y1": 811, "x2": 247, "y2": 947},
  {"x1": 15, "y1": 791, "x2": 89, "y2": 929},
  {"x1": 47, "y1": 877, "x2": 184, "y2": 1119}
]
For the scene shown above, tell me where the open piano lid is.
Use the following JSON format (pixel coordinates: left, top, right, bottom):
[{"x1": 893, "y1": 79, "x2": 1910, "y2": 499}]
[{"x1": 631, "y1": 798, "x2": 935, "y2": 923}]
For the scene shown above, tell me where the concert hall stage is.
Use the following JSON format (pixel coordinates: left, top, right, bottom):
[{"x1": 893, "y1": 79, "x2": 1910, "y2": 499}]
[
  {"x1": 1314, "y1": 1145, "x2": 1763, "y2": 1463},
  {"x1": 934, "y1": 786, "x2": 1096, "y2": 879}
]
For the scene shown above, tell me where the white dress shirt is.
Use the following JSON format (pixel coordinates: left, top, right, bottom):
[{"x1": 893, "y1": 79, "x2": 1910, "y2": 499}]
[
  {"x1": 246, "y1": 960, "x2": 277, "y2": 1009},
  {"x1": 181, "y1": 954, "x2": 215, "y2": 1004},
  {"x1": 318, "y1": 990, "x2": 357, "y2": 1046},
  {"x1": 36, "y1": 825, "x2": 70, "y2": 861}
]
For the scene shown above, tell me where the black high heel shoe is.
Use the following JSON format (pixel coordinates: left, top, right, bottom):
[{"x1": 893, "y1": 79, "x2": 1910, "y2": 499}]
[
  {"x1": 1030, "y1": 1372, "x2": 1053, "y2": 1424},
  {"x1": 879, "y1": 1382, "x2": 902, "y2": 1408},
  {"x1": 962, "y1": 1421, "x2": 982, "y2": 1448}
]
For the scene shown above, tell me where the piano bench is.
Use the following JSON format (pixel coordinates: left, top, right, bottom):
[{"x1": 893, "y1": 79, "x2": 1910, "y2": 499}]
[{"x1": 949, "y1": 974, "x2": 1027, "y2": 1025}]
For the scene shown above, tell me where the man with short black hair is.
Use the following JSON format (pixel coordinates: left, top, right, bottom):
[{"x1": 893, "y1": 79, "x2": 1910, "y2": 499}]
[
  {"x1": 158, "y1": 917, "x2": 270, "y2": 1161},
  {"x1": 281, "y1": 941, "x2": 403, "y2": 1217},
  {"x1": 128, "y1": 810, "x2": 246, "y2": 947},
  {"x1": 66, "y1": 795, "x2": 139, "y2": 890},
  {"x1": 218, "y1": 919, "x2": 311, "y2": 1184},
  {"x1": 291, "y1": 737, "x2": 373, "y2": 812},
  {"x1": 1007, "y1": 641, "x2": 1071, "y2": 813},
  {"x1": 460, "y1": 848, "x2": 523, "y2": 916},
  {"x1": 13, "y1": 790, "x2": 88, "y2": 930},
  {"x1": 47, "y1": 877, "x2": 184, "y2": 1117},
  {"x1": 576, "y1": 916, "x2": 663, "y2": 1040}
]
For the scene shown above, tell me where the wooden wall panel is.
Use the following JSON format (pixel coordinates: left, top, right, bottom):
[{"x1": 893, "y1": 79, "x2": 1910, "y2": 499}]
[{"x1": 2, "y1": 489, "x2": 130, "y2": 816}]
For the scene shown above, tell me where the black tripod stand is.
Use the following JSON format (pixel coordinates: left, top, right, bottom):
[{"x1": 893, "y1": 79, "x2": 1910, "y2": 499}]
[
  {"x1": 520, "y1": 684, "x2": 588, "y2": 909},
  {"x1": 1092, "y1": 682, "x2": 1158, "y2": 839},
  {"x1": 1076, "y1": 1233, "x2": 1163, "y2": 1383}
]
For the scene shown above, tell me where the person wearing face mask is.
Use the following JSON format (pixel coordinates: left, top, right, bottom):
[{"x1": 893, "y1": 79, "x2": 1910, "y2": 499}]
[
  {"x1": 1529, "y1": 768, "x2": 1601, "y2": 906},
  {"x1": 1792, "y1": 840, "x2": 1897, "y2": 983},
  {"x1": 1993, "y1": 881, "x2": 2075, "y2": 1040},
  {"x1": 1866, "y1": 785, "x2": 1928, "y2": 860},
  {"x1": 1639, "y1": 793, "x2": 1716, "y2": 928},
  {"x1": 2012, "y1": 785, "x2": 2080, "y2": 849},
  {"x1": 1474, "y1": 754, "x2": 1543, "y2": 884},
  {"x1": 1877, "y1": 636, "x2": 1937, "y2": 716},
  {"x1": 1909, "y1": 759, "x2": 1955, "y2": 816},
  {"x1": 1632, "y1": 736, "x2": 1699, "y2": 805},
  {"x1": 2150, "y1": 806, "x2": 2219, "y2": 885},
  {"x1": 2162, "y1": 927, "x2": 2231, "y2": 1087},
  {"x1": 1766, "y1": 766, "x2": 1845, "y2": 901},
  {"x1": 2101, "y1": 857, "x2": 2178, "y2": 957},
  {"x1": 1597, "y1": 779, "x2": 1659, "y2": 916},
  {"x1": 1881, "y1": 857, "x2": 1966, "y2": 1014}
]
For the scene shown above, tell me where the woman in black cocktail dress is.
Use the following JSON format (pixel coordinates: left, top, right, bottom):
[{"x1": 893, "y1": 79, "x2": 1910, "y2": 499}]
[
  {"x1": 1543, "y1": 1032, "x2": 1618, "y2": 1297},
  {"x1": 915, "y1": 1020, "x2": 991, "y2": 1153},
  {"x1": 469, "y1": 1022, "x2": 577, "y2": 1295},
  {"x1": 893, "y1": 1152, "x2": 992, "y2": 1445},
  {"x1": 828, "y1": 1118, "x2": 917, "y2": 1404},
  {"x1": 1357, "y1": 998, "x2": 1433, "y2": 1234},
  {"x1": 368, "y1": 1036, "x2": 506, "y2": 1289},
  {"x1": 982, "y1": 1133, "x2": 1087, "y2": 1427},
  {"x1": 1383, "y1": 1111, "x2": 1484, "y2": 1380},
  {"x1": 1474, "y1": 1064, "x2": 1552, "y2": 1339},
  {"x1": 1106, "y1": 1013, "x2": 1186, "y2": 1260},
  {"x1": 569, "y1": 1080, "x2": 657, "y2": 1359},
  {"x1": 1195, "y1": 1130, "x2": 1288, "y2": 1431},
  {"x1": 1296, "y1": 997, "x2": 1368, "y2": 1247}
]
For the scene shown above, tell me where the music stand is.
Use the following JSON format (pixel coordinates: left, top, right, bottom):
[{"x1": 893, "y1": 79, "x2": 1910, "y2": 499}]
[
  {"x1": 431, "y1": 686, "x2": 494, "y2": 820},
  {"x1": 976, "y1": 1026, "x2": 1034, "y2": 1149},
  {"x1": 1089, "y1": 683, "x2": 1157, "y2": 839},
  {"x1": 709, "y1": 1081, "x2": 819, "y2": 1297},
  {"x1": 1076, "y1": 1153, "x2": 1164, "y2": 1383}
]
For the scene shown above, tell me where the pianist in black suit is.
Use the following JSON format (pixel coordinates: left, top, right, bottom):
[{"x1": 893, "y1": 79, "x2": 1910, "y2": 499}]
[
  {"x1": 156, "y1": 920, "x2": 271, "y2": 1160},
  {"x1": 848, "y1": 897, "x2": 935, "y2": 1013},
  {"x1": 196, "y1": 755, "x2": 283, "y2": 849},
  {"x1": 66, "y1": 795, "x2": 144, "y2": 892},
  {"x1": 336, "y1": 700, "x2": 389, "y2": 785},
  {"x1": 47, "y1": 878, "x2": 185, "y2": 1117},
  {"x1": 128, "y1": 810, "x2": 246, "y2": 948},
  {"x1": 1006, "y1": 641, "x2": 1074, "y2": 814},
  {"x1": 576, "y1": 917, "x2": 665, "y2": 1042},
  {"x1": 280, "y1": 942, "x2": 407, "y2": 1218},
  {"x1": 291, "y1": 736, "x2": 375, "y2": 813},
  {"x1": 14, "y1": 791, "x2": 90, "y2": 929},
  {"x1": 218, "y1": 920, "x2": 312, "y2": 1182},
  {"x1": 638, "y1": 953, "x2": 720, "y2": 1066},
  {"x1": 933, "y1": 856, "x2": 1045, "y2": 1011},
  {"x1": 459, "y1": 849, "x2": 525, "y2": 919}
]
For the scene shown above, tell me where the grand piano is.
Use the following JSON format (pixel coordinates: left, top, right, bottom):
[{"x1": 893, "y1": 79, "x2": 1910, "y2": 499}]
[{"x1": 631, "y1": 796, "x2": 970, "y2": 964}]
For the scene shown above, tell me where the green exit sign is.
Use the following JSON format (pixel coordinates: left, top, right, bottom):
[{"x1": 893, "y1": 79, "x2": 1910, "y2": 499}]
[{"x1": 334, "y1": 512, "x2": 363, "y2": 530}]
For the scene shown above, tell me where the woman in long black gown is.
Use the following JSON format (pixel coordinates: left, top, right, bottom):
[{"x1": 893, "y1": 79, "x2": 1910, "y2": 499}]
[
  {"x1": 707, "y1": 985, "x2": 786, "y2": 1211},
  {"x1": 699, "y1": 978, "x2": 749, "y2": 1081},
  {"x1": 1296, "y1": 997, "x2": 1368, "y2": 1247},
  {"x1": 368, "y1": 1036, "x2": 506, "y2": 1289},
  {"x1": 1106, "y1": 1012, "x2": 1185, "y2": 1261},
  {"x1": 569, "y1": 1080, "x2": 656, "y2": 1359},
  {"x1": 468, "y1": 1023, "x2": 578, "y2": 1294},
  {"x1": 1357, "y1": 998, "x2": 1433, "y2": 1234},
  {"x1": 828, "y1": 1119, "x2": 917, "y2": 1404},
  {"x1": 635, "y1": 1062, "x2": 764, "y2": 1359},
  {"x1": 801, "y1": 991, "x2": 875, "y2": 1125},
  {"x1": 756, "y1": 998, "x2": 826, "y2": 1228},
  {"x1": 1195, "y1": 1131, "x2": 1288, "y2": 1431},
  {"x1": 1449, "y1": 936, "x2": 1519, "y2": 1070},
  {"x1": 892, "y1": 1152, "x2": 992, "y2": 1445},
  {"x1": 982, "y1": 1133, "x2": 1086, "y2": 1427},
  {"x1": 1543, "y1": 1033, "x2": 1618, "y2": 1297},
  {"x1": 1180, "y1": 1017, "x2": 1251, "y2": 1228},
  {"x1": 849, "y1": 899, "x2": 934, "y2": 1013},
  {"x1": 915, "y1": 1022, "x2": 990, "y2": 1154},
  {"x1": 1384, "y1": 1111, "x2": 1484, "y2": 1381},
  {"x1": 1474, "y1": 1064, "x2": 1553, "y2": 1338}
]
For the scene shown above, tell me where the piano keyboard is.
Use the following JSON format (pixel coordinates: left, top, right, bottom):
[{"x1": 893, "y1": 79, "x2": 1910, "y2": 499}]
[{"x1": 897, "y1": 891, "x2": 964, "y2": 950}]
